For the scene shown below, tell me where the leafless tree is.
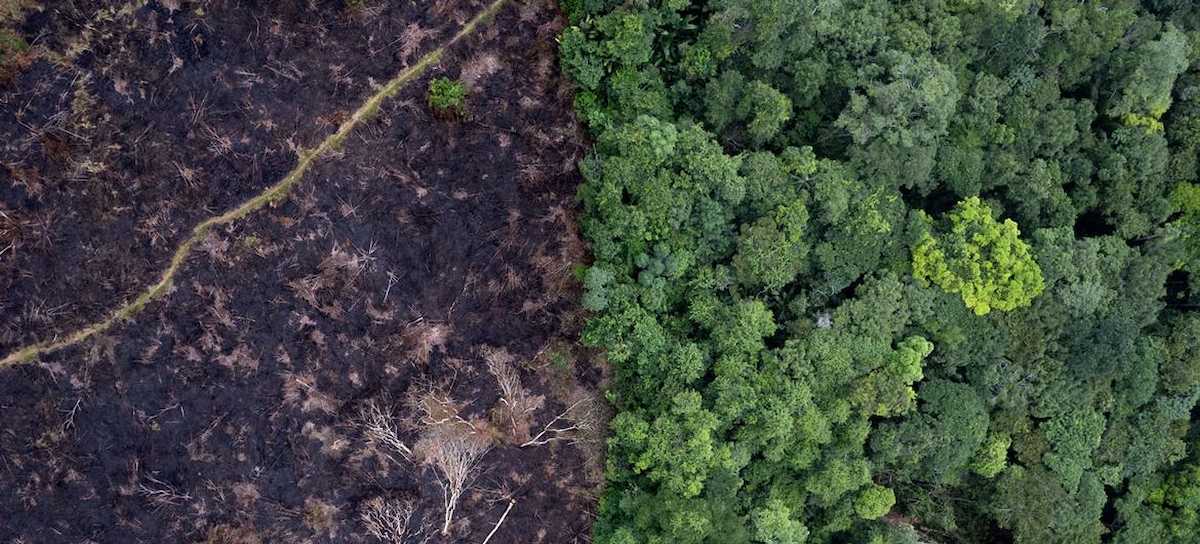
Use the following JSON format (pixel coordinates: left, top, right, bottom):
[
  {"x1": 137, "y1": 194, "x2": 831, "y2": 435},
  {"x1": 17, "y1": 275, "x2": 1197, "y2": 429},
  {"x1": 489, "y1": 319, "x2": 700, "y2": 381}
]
[
  {"x1": 481, "y1": 499, "x2": 516, "y2": 544},
  {"x1": 137, "y1": 473, "x2": 192, "y2": 510},
  {"x1": 416, "y1": 425, "x2": 492, "y2": 536},
  {"x1": 522, "y1": 394, "x2": 602, "y2": 448},
  {"x1": 483, "y1": 346, "x2": 543, "y2": 440},
  {"x1": 360, "y1": 497, "x2": 430, "y2": 543},
  {"x1": 358, "y1": 399, "x2": 413, "y2": 463}
]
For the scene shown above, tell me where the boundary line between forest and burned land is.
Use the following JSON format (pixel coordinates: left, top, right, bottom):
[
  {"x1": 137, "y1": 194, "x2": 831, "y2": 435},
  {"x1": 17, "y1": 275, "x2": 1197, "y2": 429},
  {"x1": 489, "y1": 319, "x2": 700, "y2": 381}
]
[{"x1": 0, "y1": 0, "x2": 512, "y2": 369}]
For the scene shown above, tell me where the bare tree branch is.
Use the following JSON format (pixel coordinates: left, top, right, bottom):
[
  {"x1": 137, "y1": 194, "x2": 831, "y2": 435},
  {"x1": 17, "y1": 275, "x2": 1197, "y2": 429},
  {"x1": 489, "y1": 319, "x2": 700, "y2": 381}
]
[
  {"x1": 481, "y1": 499, "x2": 516, "y2": 544},
  {"x1": 417, "y1": 425, "x2": 492, "y2": 536},
  {"x1": 521, "y1": 396, "x2": 600, "y2": 448},
  {"x1": 358, "y1": 399, "x2": 413, "y2": 463},
  {"x1": 483, "y1": 346, "x2": 543, "y2": 440},
  {"x1": 360, "y1": 497, "x2": 431, "y2": 543}
]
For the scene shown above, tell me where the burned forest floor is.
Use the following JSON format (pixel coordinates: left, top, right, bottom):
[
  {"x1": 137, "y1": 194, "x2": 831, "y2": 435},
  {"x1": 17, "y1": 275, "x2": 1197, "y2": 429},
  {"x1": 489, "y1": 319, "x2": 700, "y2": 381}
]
[{"x1": 0, "y1": 1, "x2": 605, "y2": 542}]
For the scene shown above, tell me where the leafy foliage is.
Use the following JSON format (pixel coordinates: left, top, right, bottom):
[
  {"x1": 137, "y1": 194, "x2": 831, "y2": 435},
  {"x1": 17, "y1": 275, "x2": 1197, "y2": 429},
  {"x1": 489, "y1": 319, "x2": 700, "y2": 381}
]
[
  {"x1": 912, "y1": 197, "x2": 1044, "y2": 315},
  {"x1": 427, "y1": 77, "x2": 466, "y2": 117},
  {"x1": 0, "y1": 28, "x2": 26, "y2": 59},
  {"x1": 561, "y1": 1, "x2": 1200, "y2": 543}
]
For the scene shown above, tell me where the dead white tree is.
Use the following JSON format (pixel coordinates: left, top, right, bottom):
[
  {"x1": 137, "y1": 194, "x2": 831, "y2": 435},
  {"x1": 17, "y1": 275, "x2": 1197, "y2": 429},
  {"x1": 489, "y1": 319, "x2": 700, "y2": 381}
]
[
  {"x1": 137, "y1": 473, "x2": 192, "y2": 510},
  {"x1": 358, "y1": 399, "x2": 413, "y2": 463},
  {"x1": 417, "y1": 425, "x2": 492, "y2": 536},
  {"x1": 521, "y1": 395, "x2": 601, "y2": 448},
  {"x1": 483, "y1": 346, "x2": 543, "y2": 440},
  {"x1": 360, "y1": 497, "x2": 429, "y2": 543},
  {"x1": 481, "y1": 499, "x2": 516, "y2": 544}
]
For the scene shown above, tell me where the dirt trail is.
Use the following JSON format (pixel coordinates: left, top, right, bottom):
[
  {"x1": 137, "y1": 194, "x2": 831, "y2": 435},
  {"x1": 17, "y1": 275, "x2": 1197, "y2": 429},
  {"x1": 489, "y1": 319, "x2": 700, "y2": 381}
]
[{"x1": 0, "y1": 0, "x2": 511, "y2": 368}]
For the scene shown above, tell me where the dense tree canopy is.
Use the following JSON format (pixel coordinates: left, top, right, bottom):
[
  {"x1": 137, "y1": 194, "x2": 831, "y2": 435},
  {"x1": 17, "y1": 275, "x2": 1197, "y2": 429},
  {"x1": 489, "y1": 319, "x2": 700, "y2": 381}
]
[{"x1": 561, "y1": 1, "x2": 1200, "y2": 542}]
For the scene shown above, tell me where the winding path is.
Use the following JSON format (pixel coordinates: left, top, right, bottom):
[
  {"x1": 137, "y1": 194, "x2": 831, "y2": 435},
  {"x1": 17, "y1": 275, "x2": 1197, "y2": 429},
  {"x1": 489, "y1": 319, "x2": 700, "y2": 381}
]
[{"x1": 0, "y1": 0, "x2": 512, "y2": 368}]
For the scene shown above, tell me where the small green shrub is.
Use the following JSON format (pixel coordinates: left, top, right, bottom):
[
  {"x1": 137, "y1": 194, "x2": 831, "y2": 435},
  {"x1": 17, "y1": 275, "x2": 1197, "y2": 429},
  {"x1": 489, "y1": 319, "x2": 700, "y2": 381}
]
[
  {"x1": 428, "y1": 77, "x2": 466, "y2": 118},
  {"x1": 0, "y1": 28, "x2": 29, "y2": 85},
  {"x1": 0, "y1": 28, "x2": 28, "y2": 60},
  {"x1": 548, "y1": 349, "x2": 571, "y2": 370}
]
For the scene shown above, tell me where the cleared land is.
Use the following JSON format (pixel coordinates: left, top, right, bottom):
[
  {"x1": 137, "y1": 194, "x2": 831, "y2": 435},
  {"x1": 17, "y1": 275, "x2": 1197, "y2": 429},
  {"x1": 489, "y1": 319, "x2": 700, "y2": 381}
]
[{"x1": 0, "y1": 1, "x2": 603, "y2": 542}]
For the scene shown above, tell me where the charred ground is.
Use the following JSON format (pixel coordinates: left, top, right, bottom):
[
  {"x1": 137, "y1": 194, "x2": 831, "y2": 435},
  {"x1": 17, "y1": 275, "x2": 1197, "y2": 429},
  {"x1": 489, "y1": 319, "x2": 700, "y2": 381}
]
[{"x1": 0, "y1": 1, "x2": 603, "y2": 542}]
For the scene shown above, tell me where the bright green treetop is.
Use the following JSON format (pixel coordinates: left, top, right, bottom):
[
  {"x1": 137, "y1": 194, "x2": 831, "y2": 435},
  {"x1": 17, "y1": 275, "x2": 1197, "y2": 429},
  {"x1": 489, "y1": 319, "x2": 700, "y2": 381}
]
[
  {"x1": 854, "y1": 484, "x2": 897, "y2": 520},
  {"x1": 912, "y1": 197, "x2": 1044, "y2": 315}
]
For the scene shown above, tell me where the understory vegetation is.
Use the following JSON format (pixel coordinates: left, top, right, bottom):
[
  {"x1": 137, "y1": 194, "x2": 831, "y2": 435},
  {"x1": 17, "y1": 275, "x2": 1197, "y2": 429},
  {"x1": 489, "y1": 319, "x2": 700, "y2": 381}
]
[
  {"x1": 429, "y1": 76, "x2": 468, "y2": 117},
  {"x1": 559, "y1": 1, "x2": 1200, "y2": 543}
]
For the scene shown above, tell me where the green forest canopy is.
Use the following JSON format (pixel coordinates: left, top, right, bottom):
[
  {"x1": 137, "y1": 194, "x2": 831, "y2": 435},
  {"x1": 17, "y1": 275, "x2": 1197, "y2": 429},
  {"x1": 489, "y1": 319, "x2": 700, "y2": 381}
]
[{"x1": 559, "y1": 1, "x2": 1200, "y2": 543}]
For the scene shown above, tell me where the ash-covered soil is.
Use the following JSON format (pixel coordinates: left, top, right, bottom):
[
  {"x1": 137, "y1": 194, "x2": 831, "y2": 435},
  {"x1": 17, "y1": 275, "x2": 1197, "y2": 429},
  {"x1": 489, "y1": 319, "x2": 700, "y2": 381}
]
[
  {"x1": 1, "y1": 0, "x2": 504, "y2": 350},
  {"x1": 0, "y1": 1, "x2": 604, "y2": 542}
]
